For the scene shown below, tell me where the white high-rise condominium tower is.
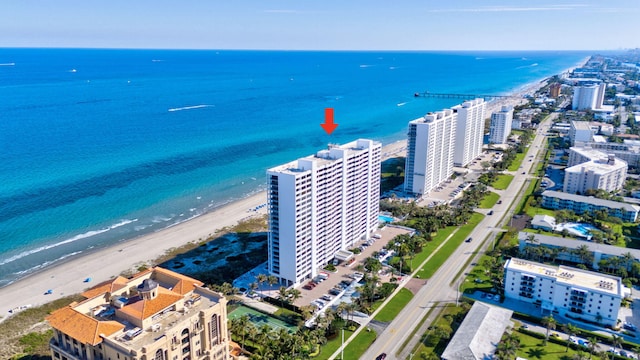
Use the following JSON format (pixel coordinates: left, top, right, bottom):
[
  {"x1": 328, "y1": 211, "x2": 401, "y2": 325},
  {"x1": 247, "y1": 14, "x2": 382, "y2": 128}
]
[
  {"x1": 404, "y1": 109, "x2": 457, "y2": 195},
  {"x1": 572, "y1": 83, "x2": 605, "y2": 110},
  {"x1": 453, "y1": 98, "x2": 486, "y2": 167},
  {"x1": 489, "y1": 105, "x2": 514, "y2": 145},
  {"x1": 267, "y1": 139, "x2": 381, "y2": 286}
]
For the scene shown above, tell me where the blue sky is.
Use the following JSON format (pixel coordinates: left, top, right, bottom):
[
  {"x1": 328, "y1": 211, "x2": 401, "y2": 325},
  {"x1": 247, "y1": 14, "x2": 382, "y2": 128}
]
[{"x1": 1, "y1": 0, "x2": 638, "y2": 50}]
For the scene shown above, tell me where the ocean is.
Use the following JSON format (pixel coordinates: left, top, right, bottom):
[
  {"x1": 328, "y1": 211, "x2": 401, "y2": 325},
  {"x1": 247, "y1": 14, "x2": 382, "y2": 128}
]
[{"x1": 0, "y1": 49, "x2": 590, "y2": 286}]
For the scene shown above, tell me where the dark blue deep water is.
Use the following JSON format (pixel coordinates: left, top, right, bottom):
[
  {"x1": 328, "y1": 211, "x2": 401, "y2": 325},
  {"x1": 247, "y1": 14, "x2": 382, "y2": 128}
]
[{"x1": 0, "y1": 49, "x2": 590, "y2": 285}]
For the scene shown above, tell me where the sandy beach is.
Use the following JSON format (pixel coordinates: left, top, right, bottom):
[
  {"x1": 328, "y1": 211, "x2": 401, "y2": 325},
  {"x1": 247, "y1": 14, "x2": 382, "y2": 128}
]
[{"x1": 0, "y1": 63, "x2": 582, "y2": 320}]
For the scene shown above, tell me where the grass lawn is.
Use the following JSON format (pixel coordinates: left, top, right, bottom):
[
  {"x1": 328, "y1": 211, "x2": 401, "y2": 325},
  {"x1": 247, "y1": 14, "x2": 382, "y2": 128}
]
[
  {"x1": 515, "y1": 330, "x2": 586, "y2": 360},
  {"x1": 419, "y1": 213, "x2": 485, "y2": 278},
  {"x1": 374, "y1": 288, "x2": 414, "y2": 322},
  {"x1": 461, "y1": 253, "x2": 495, "y2": 294},
  {"x1": 412, "y1": 304, "x2": 466, "y2": 358},
  {"x1": 315, "y1": 329, "x2": 355, "y2": 360},
  {"x1": 492, "y1": 174, "x2": 514, "y2": 190},
  {"x1": 524, "y1": 204, "x2": 556, "y2": 218},
  {"x1": 515, "y1": 180, "x2": 538, "y2": 214},
  {"x1": 411, "y1": 226, "x2": 458, "y2": 270},
  {"x1": 508, "y1": 153, "x2": 526, "y2": 171},
  {"x1": 340, "y1": 329, "x2": 377, "y2": 359},
  {"x1": 479, "y1": 191, "x2": 500, "y2": 209}
]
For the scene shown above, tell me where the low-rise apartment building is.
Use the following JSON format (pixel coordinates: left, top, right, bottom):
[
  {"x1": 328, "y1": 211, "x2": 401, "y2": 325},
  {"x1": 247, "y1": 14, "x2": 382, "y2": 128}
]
[
  {"x1": 541, "y1": 190, "x2": 640, "y2": 222},
  {"x1": 504, "y1": 258, "x2": 622, "y2": 326}
]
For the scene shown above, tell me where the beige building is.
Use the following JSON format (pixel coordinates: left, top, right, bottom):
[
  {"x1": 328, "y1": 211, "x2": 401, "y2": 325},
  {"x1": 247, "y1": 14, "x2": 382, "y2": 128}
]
[{"x1": 47, "y1": 267, "x2": 229, "y2": 360}]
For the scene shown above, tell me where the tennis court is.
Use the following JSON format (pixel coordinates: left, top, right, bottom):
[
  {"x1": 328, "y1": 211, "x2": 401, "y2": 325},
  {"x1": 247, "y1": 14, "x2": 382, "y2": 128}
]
[{"x1": 228, "y1": 305, "x2": 297, "y2": 333}]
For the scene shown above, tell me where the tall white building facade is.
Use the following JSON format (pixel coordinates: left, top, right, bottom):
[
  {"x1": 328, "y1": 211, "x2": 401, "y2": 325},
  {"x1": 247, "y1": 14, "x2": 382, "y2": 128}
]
[
  {"x1": 572, "y1": 83, "x2": 605, "y2": 110},
  {"x1": 267, "y1": 139, "x2": 381, "y2": 286},
  {"x1": 489, "y1": 105, "x2": 514, "y2": 145},
  {"x1": 404, "y1": 109, "x2": 457, "y2": 195},
  {"x1": 569, "y1": 121, "x2": 595, "y2": 145},
  {"x1": 563, "y1": 155, "x2": 627, "y2": 194},
  {"x1": 453, "y1": 98, "x2": 486, "y2": 167},
  {"x1": 504, "y1": 258, "x2": 622, "y2": 326}
]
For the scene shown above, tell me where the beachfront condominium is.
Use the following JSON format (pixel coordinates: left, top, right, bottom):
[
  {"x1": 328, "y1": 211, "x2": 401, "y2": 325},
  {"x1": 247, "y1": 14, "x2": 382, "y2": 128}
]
[
  {"x1": 267, "y1": 139, "x2": 381, "y2": 286},
  {"x1": 572, "y1": 83, "x2": 605, "y2": 110},
  {"x1": 453, "y1": 98, "x2": 486, "y2": 167},
  {"x1": 47, "y1": 267, "x2": 230, "y2": 360},
  {"x1": 504, "y1": 258, "x2": 623, "y2": 326},
  {"x1": 489, "y1": 105, "x2": 514, "y2": 145},
  {"x1": 404, "y1": 108, "x2": 457, "y2": 195}
]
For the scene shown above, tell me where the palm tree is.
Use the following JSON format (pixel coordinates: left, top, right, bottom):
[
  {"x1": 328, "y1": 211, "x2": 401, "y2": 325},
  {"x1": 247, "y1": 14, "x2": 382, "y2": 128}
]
[
  {"x1": 277, "y1": 286, "x2": 288, "y2": 307},
  {"x1": 542, "y1": 315, "x2": 556, "y2": 344},
  {"x1": 288, "y1": 288, "x2": 301, "y2": 305},
  {"x1": 249, "y1": 282, "x2": 258, "y2": 296},
  {"x1": 234, "y1": 315, "x2": 250, "y2": 351},
  {"x1": 622, "y1": 252, "x2": 635, "y2": 271},
  {"x1": 610, "y1": 334, "x2": 622, "y2": 360},
  {"x1": 267, "y1": 275, "x2": 278, "y2": 289},
  {"x1": 563, "y1": 323, "x2": 578, "y2": 352},
  {"x1": 257, "y1": 274, "x2": 268, "y2": 297},
  {"x1": 588, "y1": 336, "x2": 598, "y2": 359},
  {"x1": 335, "y1": 302, "x2": 348, "y2": 319},
  {"x1": 346, "y1": 302, "x2": 358, "y2": 323}
]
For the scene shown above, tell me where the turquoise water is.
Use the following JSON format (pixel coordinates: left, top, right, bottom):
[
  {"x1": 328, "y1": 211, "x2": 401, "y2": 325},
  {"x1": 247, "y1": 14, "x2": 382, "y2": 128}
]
[
  {"x1": 0, "y1": 49, "x2": 591, "y2": 286},
  {"x1": 379, "y1": 215, "x2": 394, "y2": 223}
]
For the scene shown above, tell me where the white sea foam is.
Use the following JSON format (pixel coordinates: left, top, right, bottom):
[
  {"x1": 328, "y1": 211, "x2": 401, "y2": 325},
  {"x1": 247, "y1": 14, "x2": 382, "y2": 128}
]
[
  {"x1": 0, "y1": 219, "x2": 136, "y2": 266},
  {"x1": 13, "y1": 251, "x2": 83, "y2": 276},
  {"x1": 0, "y1": 63, "x2": 15, "y2": 66},
  {"x1": 397, "y1": 102, "x2": 408, "y2": 107},
  {"x1": 359, "y1": 64, "x2": 373, "y2": 68},
  {"x1": 167, "y1": 104, "x2": 213, "y2": 112},
  {"x1": 151, "y1": 216, "x2": 173, "y2": 223}
]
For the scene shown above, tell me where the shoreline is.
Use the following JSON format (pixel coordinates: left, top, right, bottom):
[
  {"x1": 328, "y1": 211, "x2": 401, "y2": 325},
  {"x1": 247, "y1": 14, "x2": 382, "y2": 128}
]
[
  {"x1": 0, "y1": 59, "x2": 588, "y2": 320},
  {"x1": 0, "y1": 141, "x2": 408, "y2": 320}
]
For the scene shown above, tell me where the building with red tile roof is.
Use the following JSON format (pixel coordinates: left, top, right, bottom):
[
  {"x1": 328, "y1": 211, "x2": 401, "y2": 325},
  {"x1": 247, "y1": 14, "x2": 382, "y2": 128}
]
[{"x1": 47, "y1": 267, "x2": 229, "y2": 360}]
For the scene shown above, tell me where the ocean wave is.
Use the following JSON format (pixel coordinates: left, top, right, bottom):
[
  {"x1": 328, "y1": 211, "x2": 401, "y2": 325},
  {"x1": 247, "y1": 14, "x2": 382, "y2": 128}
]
[
  {"x1": 167, "y1": 104, "x2": 213, "y2": 112},
  {"x1": 12, "y1": 251, "x2": 83, "y2": 276},
  {"x1": 0, "y1": 219, "x2": 136, "y2": 266},
  {"x1": 397, "y1": 102, "x2": 408, "y2": 107},
  {"x1": 151, "y1": 216, "x2": 173, "y2": 223},
  {"x1": 0, "y1": 63, "x2": 15, "y2": 66}
]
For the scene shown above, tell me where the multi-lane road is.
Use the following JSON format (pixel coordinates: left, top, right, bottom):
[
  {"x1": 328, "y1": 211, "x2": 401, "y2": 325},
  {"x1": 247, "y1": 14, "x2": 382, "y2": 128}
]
[{"x1": 359, "y1": 115, "x2": 556, "y2": 360}]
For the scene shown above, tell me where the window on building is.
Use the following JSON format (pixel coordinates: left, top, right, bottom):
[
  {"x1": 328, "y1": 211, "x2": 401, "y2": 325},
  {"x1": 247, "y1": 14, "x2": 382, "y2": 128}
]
[{"x1": 154, "y1": 349, "x2": 165, "y2": 360}]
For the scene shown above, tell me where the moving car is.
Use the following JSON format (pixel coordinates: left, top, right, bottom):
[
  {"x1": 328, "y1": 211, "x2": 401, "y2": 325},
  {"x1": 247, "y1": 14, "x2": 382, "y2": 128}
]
[{"x1": 465, "y1": 237, "x2": 472, "y2": 243}]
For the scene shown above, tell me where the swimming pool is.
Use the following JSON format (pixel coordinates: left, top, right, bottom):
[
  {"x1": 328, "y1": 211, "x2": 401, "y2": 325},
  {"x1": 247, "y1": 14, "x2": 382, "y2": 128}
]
[
  {"x1": 557, "y1": 222, "x2": 599, "y2": 238},
  {"x1": 379, "y1": 215, "x2": 394, "y2": 223}
]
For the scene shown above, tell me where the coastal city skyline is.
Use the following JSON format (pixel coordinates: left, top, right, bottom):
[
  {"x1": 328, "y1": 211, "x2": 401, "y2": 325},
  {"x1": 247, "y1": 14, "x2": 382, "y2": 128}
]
[
  {"x1": 2, "y1": 0, "x2": 640, "y2": 356},
  {"x1": 1, "y1": 0, "x2": 639, "y2": 50}
]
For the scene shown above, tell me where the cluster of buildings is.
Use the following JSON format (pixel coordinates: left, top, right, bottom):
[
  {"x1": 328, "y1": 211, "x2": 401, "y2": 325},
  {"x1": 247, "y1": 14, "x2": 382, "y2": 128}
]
[
  {"x1": 563, "y1": 147, "x2": 627, "y2": 194},
  {"x1": 404, "y1": 98, "x2": 488, "y2": 195}
]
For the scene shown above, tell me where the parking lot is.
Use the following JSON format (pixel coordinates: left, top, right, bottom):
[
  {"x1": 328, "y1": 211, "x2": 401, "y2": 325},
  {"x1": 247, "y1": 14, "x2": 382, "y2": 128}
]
[
  {"x1": 419, "y1": 150, "x2": 497, "y2": 206},
  {"x1": 294, "y1": 226, "x2": 414, "y2": 309}
]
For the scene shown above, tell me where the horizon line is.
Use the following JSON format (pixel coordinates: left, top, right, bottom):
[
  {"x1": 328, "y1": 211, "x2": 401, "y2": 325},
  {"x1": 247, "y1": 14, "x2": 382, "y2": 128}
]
[{"x1": 0, "y1": 46, "x2": 631, "y2": 52}]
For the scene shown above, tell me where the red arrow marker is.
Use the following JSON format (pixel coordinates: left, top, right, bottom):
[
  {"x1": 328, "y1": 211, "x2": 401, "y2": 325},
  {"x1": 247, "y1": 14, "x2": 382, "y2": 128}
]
[{"x1": 321, "y1": 108, "x2": 338, "y2": 135}]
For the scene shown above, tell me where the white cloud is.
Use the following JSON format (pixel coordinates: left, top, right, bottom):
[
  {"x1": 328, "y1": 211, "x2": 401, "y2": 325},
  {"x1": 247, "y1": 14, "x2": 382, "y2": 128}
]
[
  {"x1": 429, "y1": 4, "x2": 589, "y2": 13},
  {"x1": 263, "y1": 9, "x2": 301, "y2": 14}
]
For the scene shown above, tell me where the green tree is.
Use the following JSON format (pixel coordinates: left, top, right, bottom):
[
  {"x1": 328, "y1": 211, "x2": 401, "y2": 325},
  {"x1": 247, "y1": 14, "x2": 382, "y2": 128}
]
[{"x1": 542, "y1": 315, "x2": 556, "y2": 344}]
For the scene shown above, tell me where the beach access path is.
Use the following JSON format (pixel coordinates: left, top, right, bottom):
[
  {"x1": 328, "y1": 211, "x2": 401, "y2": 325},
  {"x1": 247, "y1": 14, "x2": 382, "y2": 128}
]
[{"x1": 0, "y1": 140, "x2": 407, "y2": 322}]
